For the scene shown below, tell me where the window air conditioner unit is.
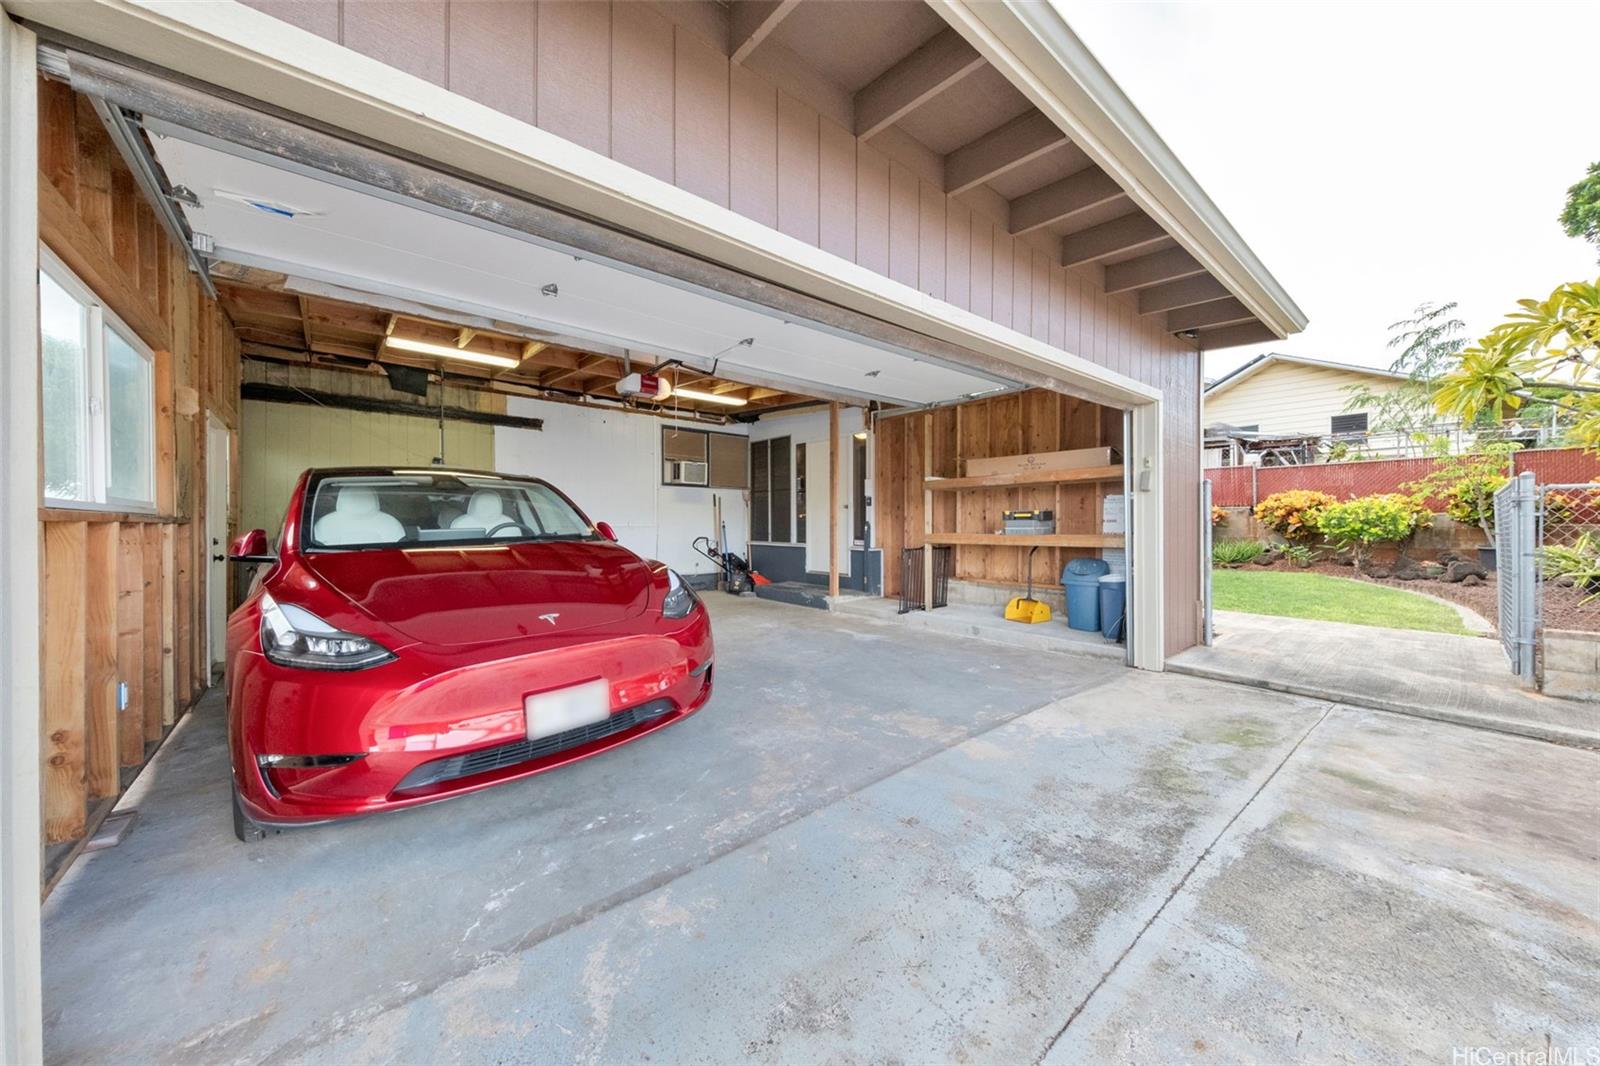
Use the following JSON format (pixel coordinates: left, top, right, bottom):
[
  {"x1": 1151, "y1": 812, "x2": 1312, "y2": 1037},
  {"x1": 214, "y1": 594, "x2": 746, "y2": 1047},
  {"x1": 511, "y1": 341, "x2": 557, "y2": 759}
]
[{"x1": 664, "y1": 459, "x2": 708, "y2": 486}]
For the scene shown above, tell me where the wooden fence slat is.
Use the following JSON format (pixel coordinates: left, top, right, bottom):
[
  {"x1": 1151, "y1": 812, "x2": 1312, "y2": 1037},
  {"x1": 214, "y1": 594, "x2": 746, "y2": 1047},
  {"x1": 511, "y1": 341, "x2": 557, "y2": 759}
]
[
  {"x1": 43, "y1": 523, "x2": 89, "y2": 843},
  {"x1": 84, "y1": 523, "x2": 120, "y2": 799},
  {"x1": 142, "y1": 524, "x2": 163, "y2": 742},
  {"x1": 117, "y1": 525, "x2": 145, "y2": 767}
]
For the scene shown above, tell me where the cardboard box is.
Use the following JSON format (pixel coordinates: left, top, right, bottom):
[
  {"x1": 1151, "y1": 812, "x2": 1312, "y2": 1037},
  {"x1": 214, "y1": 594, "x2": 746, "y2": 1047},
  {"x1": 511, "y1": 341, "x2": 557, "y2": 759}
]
[{"x1": 965, "y1": 447, "x2": 1120, "y2": 478}]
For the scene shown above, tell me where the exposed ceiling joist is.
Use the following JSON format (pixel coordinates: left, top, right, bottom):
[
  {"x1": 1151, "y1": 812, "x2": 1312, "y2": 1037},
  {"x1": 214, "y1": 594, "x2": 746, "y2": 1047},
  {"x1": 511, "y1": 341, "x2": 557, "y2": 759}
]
[
  {"x1": 728, "y1": 0, "x2": 801, "y2": 65},
  {"x1": 1102, "y1": 247, "x2": 1205, "y2": 295},
  {"x1": 1008, "y1": 167, "x2": 1125, "y2": 236},
  {"x1": 1166, "y1": 297, "x2": 1255, "y2": 333},
  {"x1": 1192, "y1": 320, "x2": 1279, "y2": 350},
  {"x1": 854, "y1": 27, "x2": 986, "y2": 139},
  {"x1": 1060, "y1": 214, "x2": 1168, "y2": 267},
  {"x1": 539, "y1": 353, "x2": 618, "y2": 388},
  {"x1": 944, "y1": 111, "x2": 1066, "y2": 195}
]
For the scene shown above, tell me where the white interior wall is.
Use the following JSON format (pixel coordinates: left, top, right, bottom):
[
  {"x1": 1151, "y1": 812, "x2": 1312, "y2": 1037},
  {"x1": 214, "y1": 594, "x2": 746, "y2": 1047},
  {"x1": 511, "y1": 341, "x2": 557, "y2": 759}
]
[{"x1": 494, "y1": 397, "x2": 747, "y2": 578}]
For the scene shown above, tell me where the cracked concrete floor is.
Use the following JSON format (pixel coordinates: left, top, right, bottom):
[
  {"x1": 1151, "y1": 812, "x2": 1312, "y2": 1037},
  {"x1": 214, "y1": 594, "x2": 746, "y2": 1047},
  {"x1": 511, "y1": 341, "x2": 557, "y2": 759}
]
[{"x1": 41, "y1": 596, "x2": 1600, "y2": 1064}]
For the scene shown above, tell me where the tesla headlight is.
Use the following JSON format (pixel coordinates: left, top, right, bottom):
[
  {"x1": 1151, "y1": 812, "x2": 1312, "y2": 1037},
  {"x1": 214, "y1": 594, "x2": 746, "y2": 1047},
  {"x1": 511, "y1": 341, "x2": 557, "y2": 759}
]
[
  {"x1": 258, "y1": 591, "x2": 395, "y2": 671},
  {"x1": 662, "y1": 569, "x2": 698, "y2": 620}
]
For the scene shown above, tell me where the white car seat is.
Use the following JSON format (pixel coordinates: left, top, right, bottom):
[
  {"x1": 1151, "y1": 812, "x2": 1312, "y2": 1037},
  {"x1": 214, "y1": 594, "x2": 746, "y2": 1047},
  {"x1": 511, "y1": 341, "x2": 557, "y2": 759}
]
[
  {"x1": 450, "y1": 489, "x2": 521, "y2": 537},
  {"x1": 312, "y1": 486, "x2": 406, "y2": 546}
]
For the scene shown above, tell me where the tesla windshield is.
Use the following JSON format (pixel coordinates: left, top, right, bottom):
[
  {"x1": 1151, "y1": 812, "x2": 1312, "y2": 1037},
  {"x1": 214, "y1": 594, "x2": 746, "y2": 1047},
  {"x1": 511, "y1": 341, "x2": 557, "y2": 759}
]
[{"x1": 302, "y1": 472, "x2": 597, "y2": 550}]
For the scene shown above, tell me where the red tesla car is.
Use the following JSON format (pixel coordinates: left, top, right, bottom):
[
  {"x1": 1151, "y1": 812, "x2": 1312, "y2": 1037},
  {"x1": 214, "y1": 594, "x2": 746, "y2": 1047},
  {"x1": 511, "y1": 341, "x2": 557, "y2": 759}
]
[{"x1": 224, "y1": 467, "x2": 713, "y2": 841}]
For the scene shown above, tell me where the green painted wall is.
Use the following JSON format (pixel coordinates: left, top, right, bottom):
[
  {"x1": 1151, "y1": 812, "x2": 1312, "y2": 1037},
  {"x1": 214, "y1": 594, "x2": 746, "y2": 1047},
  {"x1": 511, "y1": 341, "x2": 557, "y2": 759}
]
[{"x1": 240, "y1": 400, "x2": 494, "y2": 540}]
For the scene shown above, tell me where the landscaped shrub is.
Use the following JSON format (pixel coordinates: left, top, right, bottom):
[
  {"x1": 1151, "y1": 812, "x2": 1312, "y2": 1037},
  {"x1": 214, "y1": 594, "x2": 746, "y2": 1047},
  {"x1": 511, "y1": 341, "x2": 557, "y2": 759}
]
[
  {"x1": 1540, "y1": 531, "x2": 1600, "y2": 596},
  {"x1": 1279, "y1": 543, "x2": 1319, "y2": 568},
  {"x1": 1211, "y1": 505, "x2": 1229, "y2": 527},
  {"x1": 1316, "y1": 494, "x2": 1431, "y2": 572},
  {"x1": 1212, "y1": 539, "x2": 1266, "y2": 566},
  {"x1": 1402, "y1": 443, "x2": 1518, "y2": 539},
  {"x1": 1253, "y1": 490, "x2": 1337, "y2": 543},
  {"x1": 1442, "y1": 473, "x2": 1509, "y2": 530}
]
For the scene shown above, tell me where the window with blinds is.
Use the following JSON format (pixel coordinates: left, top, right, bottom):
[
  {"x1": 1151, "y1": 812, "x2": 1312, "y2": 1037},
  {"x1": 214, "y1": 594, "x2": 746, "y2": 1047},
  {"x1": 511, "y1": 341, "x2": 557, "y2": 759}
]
[
  {"x1": 662, "y1": 427, "x2": 749, "y2": 487},
  {"x1": 748, "y1": 435, "x2": 792, "y2": 543}
]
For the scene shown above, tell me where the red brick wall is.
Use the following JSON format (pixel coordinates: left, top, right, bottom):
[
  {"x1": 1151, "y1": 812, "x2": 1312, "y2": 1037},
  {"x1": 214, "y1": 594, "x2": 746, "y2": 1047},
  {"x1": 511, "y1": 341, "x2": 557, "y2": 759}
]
[{"x1": 1209, "y1": 447, "x2": 1600, "y2": 507}]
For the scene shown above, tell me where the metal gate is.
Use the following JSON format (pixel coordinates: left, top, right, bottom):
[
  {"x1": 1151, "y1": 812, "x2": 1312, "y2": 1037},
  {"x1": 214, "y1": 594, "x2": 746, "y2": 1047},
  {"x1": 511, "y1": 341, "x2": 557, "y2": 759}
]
[{"x1": 1493, "y1": 471, "x2": 1538, "y2": 677}]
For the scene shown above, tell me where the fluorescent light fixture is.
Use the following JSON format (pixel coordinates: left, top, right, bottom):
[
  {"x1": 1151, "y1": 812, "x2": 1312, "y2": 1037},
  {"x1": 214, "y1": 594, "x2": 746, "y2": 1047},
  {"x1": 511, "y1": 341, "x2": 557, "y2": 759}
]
[
  {"x1": 853, "y1": 431, "x2": 868, "y2": 440},
  {"x1": 386, "y1": 335, "x2": 519, "y2": 369},
  {"x1": 671, "y1": 387, "x2": 748, "y2": 407}
]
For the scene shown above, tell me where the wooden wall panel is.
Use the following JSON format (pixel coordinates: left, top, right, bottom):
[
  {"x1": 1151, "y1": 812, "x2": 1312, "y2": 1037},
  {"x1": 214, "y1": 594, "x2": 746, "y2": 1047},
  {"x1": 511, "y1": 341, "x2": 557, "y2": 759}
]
[
  {"x1": 776, "y1": 92, "x2": 819, "y2": 246},
  {"x1": 537, "y1": 1, "x2": 612, "y2": 155},
  {"x1": 610, "y1": 2, "x2": 675, "y2": 183},
  {"x1": 729, "y1": 63, "x2": 778, "y2": 229},
  {"x1": 818, "y1": 118, "x2": 856, "y2": 261},
  {"x1": 917, "y1": 180, "x2": 945, "y2": 301},
  {"x1": 887, "y1": 161, "x2": 919, "y2": 290},
  {"x1": 83, "y1": 523, "x2": 119, "y2": 800},
  {"x1": 855, "y1": 142, "x2": 890, "y2": 276},
  {"x1": 37, "y1": 79, "x2": 243, "y2": 876},
  {"x1": 341, "y1": 1, "x2": 449, "y2": 87},
  {"x1": 673, "y1": 30, "x2": 730, "y2": 207},
  {"x1": 42, "y1": 523, "x2": 88, "y2": 844},
  {"x1": 449, "y1": 0, "x2": 537, "y2": 123}
]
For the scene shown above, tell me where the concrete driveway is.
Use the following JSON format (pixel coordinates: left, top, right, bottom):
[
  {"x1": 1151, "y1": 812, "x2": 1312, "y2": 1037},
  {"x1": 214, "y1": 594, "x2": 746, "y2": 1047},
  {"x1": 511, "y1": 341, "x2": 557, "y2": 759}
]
[{"x1": 42, "y1": 597, "x2": 1600, "y2": 1063}]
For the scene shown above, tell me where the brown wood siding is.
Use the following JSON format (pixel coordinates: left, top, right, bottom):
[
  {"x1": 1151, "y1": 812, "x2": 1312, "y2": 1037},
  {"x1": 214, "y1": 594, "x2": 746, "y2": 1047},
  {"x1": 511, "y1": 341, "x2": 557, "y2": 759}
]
[
  {"x1": 36, "y1": 77, "x2": 241, "y2": 883},
  {"x1": 233, "y1": 0, "x2": 1205, "y2": 651}
]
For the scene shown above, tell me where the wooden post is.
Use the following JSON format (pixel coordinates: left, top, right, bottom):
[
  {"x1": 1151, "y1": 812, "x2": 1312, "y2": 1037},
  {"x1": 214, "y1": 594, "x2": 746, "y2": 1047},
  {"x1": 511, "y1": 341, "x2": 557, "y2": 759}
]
[
  {"x1": 923, "y1": 412, "x2": 934, "y2": 611},
  {"x1": 116, "y1": 525, "x2": 144, "y2": 767},
  {"x1": 829, "y1": 402, "x2": 841, "y2": 599},
  {"x1": 140, "y1": 524, "x2": 162, "y2": 743}
]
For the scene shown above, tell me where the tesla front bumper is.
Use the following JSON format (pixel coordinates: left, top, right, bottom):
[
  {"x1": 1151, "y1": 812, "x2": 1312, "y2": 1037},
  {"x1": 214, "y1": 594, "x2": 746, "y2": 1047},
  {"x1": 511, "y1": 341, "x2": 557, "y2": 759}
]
[{"x1": 231, "y1": 617, "x2": 713, "y2": 825}]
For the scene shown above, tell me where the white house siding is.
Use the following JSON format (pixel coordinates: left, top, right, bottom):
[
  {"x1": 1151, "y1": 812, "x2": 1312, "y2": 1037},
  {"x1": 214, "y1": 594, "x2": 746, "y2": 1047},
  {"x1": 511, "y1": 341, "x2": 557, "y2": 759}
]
[{"x1": 1204, "y1": 361, "x2": 1401, "y2": 438}]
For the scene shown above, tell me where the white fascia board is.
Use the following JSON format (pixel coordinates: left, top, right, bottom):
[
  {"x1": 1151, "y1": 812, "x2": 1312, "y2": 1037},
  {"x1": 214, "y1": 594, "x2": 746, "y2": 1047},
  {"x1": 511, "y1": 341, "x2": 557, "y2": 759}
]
[
  {"x1": 12, "y1": 0, "x2": 1161, "y2": 409},
  {"x1": 938, "y1": 0, "x2": 1307, "y2": 341}
]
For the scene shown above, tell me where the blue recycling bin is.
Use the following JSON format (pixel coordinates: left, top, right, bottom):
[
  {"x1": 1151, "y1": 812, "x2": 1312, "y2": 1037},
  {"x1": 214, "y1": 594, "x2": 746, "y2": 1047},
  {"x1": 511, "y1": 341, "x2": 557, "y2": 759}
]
[
  {"x1": 1061, "y1": 558, "x2": 1111, "y2": 632},
  {"x1": 1098, "y1": 574, "x2": 1127, "y2": 642}
]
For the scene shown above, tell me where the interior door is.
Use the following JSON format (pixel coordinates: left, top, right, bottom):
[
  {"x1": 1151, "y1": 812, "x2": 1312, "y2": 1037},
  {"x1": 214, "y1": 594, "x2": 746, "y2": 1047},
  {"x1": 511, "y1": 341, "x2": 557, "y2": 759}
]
[
  {"x1": 206, "y1": 416, "x2": 230, "y2": 674},
  {"x1": 803, "y1": 436, "x2": 850, "y2": 576}
]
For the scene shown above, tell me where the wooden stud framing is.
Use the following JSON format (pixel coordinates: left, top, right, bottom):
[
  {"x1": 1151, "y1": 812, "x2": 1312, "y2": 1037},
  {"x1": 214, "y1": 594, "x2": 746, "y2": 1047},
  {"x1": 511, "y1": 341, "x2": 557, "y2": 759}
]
[{"x1": 82, "y1": 522, "x2": 119, "y2": 799}]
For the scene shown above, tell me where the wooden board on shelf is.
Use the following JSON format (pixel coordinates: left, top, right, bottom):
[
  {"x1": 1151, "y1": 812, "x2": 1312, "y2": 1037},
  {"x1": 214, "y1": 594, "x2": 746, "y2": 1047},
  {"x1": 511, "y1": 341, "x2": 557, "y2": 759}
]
[
  {"x1": 925, "y1": 532, "x2": 1125, "y2": 548},
  {"x1": 923, "y1": 464, "x2": 1123, "y2": 491}
]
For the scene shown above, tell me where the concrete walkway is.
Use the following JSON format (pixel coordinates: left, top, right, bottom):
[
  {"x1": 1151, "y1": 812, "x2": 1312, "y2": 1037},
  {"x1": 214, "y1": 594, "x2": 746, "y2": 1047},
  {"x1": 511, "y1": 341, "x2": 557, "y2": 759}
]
[
  {"x1": 40, "y1": 598, "x2": 1600, "y2": 1062},
  {"x1": 1170, "y1": 611, "x2": 1600, "y2": 748}
]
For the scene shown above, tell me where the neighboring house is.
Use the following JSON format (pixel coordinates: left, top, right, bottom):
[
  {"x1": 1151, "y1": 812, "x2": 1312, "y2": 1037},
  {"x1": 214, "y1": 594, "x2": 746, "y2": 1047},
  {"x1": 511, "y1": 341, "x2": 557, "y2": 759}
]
[{"x1": 1202, "y1": 353, "x2": 1409, "y2": 467}]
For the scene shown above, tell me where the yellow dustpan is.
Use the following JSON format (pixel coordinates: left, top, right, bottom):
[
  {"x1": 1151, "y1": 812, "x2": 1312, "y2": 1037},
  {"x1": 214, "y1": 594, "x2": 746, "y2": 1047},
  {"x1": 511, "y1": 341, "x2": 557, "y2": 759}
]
[{"x1": 1005, "y1": 546, "x2": 1053, "y2": 624}]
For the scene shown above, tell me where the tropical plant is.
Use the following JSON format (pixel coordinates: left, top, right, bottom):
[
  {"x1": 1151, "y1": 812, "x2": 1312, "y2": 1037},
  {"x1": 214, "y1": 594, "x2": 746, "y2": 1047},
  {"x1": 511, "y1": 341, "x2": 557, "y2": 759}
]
[
  {"x1": 1433, "y1": 278, "x2": 1600, "y2": 451},
  {"x1": 1317, "y1": 494, "x2": 1431, "y2": 573},
  {"x1": 1253, "y1": 490, "x2": 1337, "y2": 543},
  {"x1": 1212, "y1": 539, "x2": 1266, "y2": 566},
  {"x1": 1278, "y1": 543, "x2": 1319, "y2": 568},
  {"x1": 1540, "y1": 532, "x2": 1600, "y2": 598},
  {"x1": 1561, "y1": 161, "x2": 1600, "y2": 263},
  {"x1": 1402, "y1": 442, "x2": 1520, "y2": 540},
  {"x1": 1211, "y1": 504, "x2": 1229, "y2": 527},
  {"x1": 1344, "y1": 302, "x2": 1468, "y2": 446}
]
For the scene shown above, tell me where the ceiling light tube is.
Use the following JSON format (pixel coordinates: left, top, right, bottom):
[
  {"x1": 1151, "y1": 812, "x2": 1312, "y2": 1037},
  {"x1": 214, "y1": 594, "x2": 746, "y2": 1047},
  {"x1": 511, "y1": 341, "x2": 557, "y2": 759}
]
[
  {"x1": 386, "y1": 335, "x2": 520, "y2": 369},
  {"x1": 670, "y1": 387, "x2": 748, "y2": 407}
]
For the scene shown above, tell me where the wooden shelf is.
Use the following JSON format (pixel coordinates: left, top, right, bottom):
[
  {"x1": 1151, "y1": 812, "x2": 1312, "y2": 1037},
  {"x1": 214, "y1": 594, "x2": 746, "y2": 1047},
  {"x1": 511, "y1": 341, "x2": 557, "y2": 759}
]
[
  {"x1": 923, "y1": 465, "x2": 1124, "y2": 491},
  {"x1": 925, "y1": 532, "x2": 1125, "y2": 549}
]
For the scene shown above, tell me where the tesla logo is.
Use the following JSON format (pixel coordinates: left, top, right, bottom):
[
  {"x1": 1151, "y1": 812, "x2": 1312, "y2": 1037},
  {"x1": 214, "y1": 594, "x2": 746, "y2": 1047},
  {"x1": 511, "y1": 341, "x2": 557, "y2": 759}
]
[{"x1": 539, "y1": 613, "x2": 560, "y2": 626}]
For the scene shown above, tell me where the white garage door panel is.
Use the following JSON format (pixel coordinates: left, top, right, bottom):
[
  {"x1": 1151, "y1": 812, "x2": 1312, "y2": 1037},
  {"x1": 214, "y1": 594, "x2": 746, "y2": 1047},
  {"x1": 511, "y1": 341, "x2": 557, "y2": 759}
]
[{"x1": 150, "y1": 130, "x2": 1011, "y2": 407}]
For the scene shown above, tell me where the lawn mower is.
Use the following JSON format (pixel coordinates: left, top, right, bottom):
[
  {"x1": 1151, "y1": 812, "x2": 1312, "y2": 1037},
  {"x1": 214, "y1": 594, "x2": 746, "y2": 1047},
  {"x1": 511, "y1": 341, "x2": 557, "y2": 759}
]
[{"x1": 691, "y1": 535, "x2": 771, "y2": 595}]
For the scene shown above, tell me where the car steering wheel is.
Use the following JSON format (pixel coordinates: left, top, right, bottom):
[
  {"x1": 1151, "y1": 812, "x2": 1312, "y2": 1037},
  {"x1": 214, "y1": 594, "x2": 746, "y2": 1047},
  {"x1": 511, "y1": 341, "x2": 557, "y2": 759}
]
[{"x1": 485, "y1": 520, "x2": 534, "y2": 537}]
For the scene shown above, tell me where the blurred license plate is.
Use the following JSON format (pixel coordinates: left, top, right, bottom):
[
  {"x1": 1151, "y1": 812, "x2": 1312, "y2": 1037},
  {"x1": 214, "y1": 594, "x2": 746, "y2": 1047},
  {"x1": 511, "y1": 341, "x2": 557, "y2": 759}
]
[{"x1": 524, "y1": 679, "x2": 611, "y2": 741}]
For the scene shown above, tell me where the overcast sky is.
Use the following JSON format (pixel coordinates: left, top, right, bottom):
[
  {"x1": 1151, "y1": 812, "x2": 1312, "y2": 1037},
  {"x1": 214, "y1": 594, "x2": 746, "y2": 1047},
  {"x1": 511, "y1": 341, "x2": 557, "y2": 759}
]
[{"x1": 1063, "y1": 1, "x2": 1597, "y2": 383}]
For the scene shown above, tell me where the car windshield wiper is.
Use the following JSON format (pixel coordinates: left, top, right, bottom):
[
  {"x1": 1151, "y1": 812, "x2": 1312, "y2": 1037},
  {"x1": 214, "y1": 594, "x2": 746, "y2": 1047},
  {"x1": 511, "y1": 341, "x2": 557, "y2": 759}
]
[{"x1": 525, "y1": 532, "x2": 595, "y2": 541}]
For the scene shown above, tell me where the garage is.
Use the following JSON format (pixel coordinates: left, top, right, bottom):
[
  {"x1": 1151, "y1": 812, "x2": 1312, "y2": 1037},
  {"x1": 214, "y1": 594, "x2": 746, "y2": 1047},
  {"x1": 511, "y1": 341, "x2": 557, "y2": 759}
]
[{"x1": 0, "y1": 2, "x2": 1306, "y2": 1059}]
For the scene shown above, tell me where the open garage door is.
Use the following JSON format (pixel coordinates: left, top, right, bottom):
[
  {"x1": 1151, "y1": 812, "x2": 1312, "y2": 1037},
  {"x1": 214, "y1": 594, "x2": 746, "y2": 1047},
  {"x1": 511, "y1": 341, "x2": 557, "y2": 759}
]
[{"x1": 39, "y1": 43, "x2": 1159, "y2": 670}]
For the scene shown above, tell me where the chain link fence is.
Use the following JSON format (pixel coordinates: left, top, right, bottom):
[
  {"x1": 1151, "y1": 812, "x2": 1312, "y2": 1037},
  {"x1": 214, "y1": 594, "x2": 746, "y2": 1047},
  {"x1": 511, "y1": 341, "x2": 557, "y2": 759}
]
[{"x1": 1536, "y1": 483, "x2": 1600, "y2": 651}]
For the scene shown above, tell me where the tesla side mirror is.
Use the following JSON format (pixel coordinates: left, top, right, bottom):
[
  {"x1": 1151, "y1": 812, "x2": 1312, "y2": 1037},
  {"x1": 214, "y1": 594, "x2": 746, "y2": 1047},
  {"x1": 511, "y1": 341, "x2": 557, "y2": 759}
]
[
  {"x1": 595, "y1": 521, "x2": 619, "y2": 542},
  {"x1": 228, "y1": 529, "x2": 276, "y2": 564}
]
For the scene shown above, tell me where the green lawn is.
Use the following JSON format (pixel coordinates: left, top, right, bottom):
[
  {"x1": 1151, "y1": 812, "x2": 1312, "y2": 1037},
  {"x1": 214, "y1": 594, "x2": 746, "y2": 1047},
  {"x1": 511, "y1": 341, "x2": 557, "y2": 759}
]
[{"x1": 1212, "y1": 568, "x2": 1471, "y2": 635}]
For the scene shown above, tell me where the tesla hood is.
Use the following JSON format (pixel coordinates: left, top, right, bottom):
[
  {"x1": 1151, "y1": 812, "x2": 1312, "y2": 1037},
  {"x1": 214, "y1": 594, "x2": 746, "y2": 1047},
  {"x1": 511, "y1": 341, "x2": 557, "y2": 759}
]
[{"x1": 304, "y1": 541, "x2": 655, "y2": 647}]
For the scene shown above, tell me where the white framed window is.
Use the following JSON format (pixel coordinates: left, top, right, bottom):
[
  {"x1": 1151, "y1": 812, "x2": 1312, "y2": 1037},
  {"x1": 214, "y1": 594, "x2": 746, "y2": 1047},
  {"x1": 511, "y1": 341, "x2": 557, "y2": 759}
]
[{"x1": 39, "y1": 247, "x2": 157, "y2": 509}]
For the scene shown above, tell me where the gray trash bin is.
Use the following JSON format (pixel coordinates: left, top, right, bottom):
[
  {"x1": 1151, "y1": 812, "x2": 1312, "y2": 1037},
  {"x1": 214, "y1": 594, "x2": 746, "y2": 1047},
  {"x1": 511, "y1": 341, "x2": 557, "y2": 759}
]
[
  {"x1": 1061, "y1": 558, "x2": 1111, "y2": 632},
  {"x1": 1098, "y1": 574, "x2": 1126, "y2": 642}
]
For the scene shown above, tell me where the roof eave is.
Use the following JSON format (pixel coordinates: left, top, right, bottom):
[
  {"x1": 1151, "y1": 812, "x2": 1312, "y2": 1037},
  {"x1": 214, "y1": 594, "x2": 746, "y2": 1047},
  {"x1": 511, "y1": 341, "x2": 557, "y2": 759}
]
[{"x1": 942, "y1": 1, "x2": 1308, "y2": 341}]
